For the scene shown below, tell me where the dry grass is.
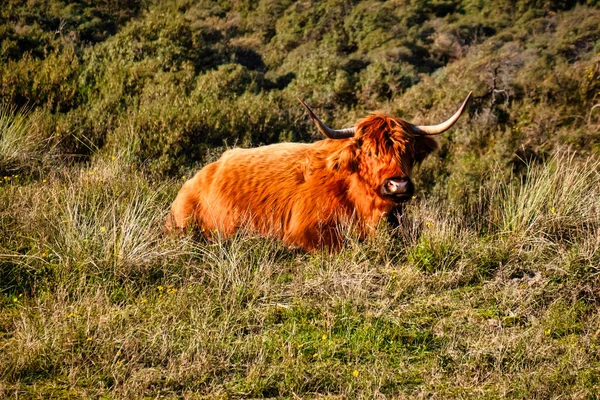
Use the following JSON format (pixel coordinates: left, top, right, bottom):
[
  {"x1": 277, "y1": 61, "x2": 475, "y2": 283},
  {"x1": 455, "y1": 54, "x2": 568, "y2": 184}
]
[
  {"x1": 0, "y1": 106, "x2": 43, "y2": 174},
  {"x1": 1, "y1": 145, "x2": 599, "y2": 398}
]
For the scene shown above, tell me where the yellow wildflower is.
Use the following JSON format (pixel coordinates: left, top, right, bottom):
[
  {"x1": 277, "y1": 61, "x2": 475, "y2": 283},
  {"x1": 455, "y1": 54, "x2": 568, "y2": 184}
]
[
  {"x1": 352, "y1": 369, "x2": 359, "y2": 377},
  {"x1": 100, "y1": 226, "x2": 106, "y2": 233}
]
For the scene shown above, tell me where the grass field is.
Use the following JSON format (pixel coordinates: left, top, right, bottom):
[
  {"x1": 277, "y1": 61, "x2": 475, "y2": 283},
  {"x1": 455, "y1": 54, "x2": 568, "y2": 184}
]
[{"x1": 1, "y1": 131, "x2": 599, "y2": 397}]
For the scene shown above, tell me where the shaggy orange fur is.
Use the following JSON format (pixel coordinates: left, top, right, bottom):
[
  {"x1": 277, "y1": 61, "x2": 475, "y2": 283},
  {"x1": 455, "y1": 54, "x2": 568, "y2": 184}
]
[{"x1": 166, "y1": 114, "x2": 437, "y2": 251}]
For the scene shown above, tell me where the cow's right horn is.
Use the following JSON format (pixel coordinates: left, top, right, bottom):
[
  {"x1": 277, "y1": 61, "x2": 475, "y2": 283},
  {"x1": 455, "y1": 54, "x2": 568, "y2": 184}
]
[
  {"x1": 298, "y1": 98, "x2": 356, "y2": 139},
  {"x1": 411, "y1": 92, "x2": 472, "y2": 135}
]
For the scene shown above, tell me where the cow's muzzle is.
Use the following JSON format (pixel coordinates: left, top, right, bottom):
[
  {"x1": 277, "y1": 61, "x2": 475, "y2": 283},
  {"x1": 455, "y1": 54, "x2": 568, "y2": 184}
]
[{"x1": 382, "y1": 177, "x2": 414, "y2": 202}]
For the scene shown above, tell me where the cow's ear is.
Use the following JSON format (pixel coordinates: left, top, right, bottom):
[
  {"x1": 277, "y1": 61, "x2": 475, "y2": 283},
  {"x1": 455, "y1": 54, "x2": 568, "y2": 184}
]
[
  {"x1": 413, "y1": 136, "x2": 438, "y2": 164},
  {"x1": 327, "y1": 142, "x2": 359, "y2": 172}
]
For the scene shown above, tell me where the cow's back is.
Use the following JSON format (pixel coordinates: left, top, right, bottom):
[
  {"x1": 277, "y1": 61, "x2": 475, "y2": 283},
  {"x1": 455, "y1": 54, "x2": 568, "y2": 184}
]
[{"x1": 169, "y1": 142, "x2": 315, "y2": 237}]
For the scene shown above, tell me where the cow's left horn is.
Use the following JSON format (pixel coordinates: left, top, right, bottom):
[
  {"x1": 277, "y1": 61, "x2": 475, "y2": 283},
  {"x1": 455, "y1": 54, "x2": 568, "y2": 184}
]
[
  {"x1": 411, "y1": 92, "x2": 472, "y2": 135},
  {"x1": 298, "y1": 98, "x2": 355, "y2": 139}
]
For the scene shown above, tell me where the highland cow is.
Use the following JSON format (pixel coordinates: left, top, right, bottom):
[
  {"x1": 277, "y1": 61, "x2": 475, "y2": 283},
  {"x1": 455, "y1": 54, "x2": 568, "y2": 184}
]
[{"x1": 167, "y1": 93, "x2": 472, "y2": 251}]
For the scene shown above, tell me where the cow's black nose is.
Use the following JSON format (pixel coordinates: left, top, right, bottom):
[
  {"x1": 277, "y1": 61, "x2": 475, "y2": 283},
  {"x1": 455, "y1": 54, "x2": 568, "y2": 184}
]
[{"x1": 382, "y1": 177, "x2": 414, "y2": 200}]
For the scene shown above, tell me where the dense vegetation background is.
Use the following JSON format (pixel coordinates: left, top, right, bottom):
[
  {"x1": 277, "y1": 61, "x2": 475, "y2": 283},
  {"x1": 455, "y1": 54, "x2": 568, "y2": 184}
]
[{"x1": 1, "y1": 0, "x2": 599, "y2": 397}]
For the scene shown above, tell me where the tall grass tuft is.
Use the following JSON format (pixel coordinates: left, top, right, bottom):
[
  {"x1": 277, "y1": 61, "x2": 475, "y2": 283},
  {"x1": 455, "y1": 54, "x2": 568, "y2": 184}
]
[
  {"x1": 47, "y1": 164, "x2": 191, "y2": 282},
  {"x1": 498, "y1": 151, "x2": 600, "y2": 243},
  {"x1": 0, "y1": 106, "x2": 41, "y2": 174}
]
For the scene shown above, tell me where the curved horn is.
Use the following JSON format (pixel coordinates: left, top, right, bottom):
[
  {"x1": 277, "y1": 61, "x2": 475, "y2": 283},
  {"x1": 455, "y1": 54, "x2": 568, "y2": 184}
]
[
  {"x1": 411, "y1": 91, "x2": 472, "y2": 135},
  {"x1": 298, "y1": 98, "x2": 355, "y2": 139}
]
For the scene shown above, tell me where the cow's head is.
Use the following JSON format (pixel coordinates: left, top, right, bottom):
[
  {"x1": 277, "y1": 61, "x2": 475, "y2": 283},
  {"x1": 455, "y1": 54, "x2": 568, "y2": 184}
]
[{"x1": 299, "y1": 92, "x2": 471, "y2": 203}]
